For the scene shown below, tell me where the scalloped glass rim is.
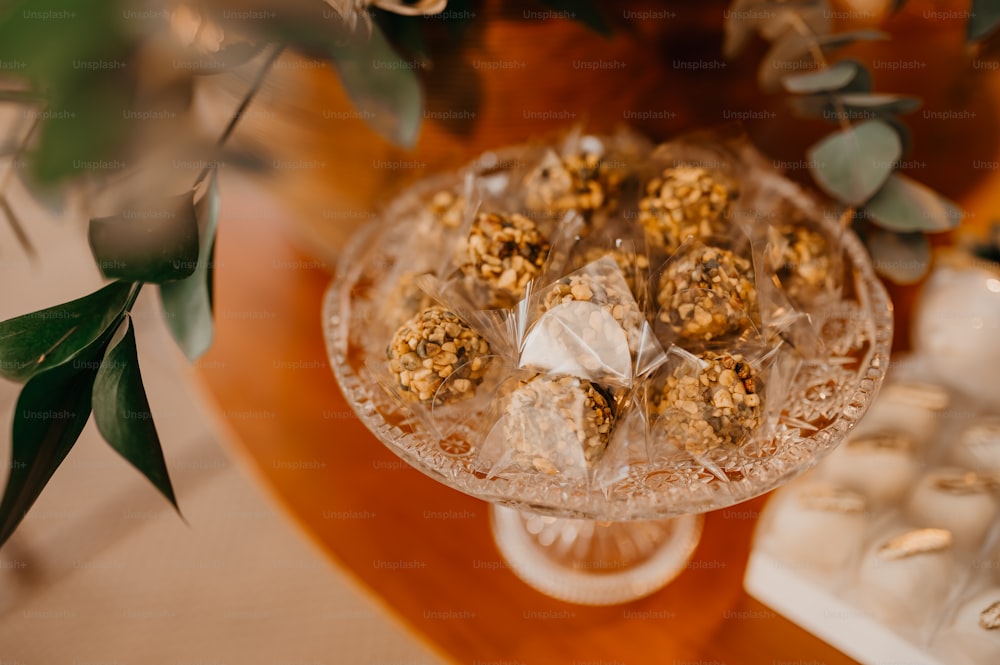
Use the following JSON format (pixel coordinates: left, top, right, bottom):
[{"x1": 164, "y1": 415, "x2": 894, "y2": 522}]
[{"x1": 322, "y1": 152, "x2": 894, "y2": 521}]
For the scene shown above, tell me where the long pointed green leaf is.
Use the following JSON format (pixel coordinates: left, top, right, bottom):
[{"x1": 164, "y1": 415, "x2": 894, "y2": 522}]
[
  {"x1": 92, "y1": 319, "x2": 179, "y2": 512},
  {"x1": 0, "y1": 348, "x2": 103, "y2": 546},
  {"x1": 807, "y1": 120, "x2": 901, "y2": 205},
  {"x1": 88, "y1": 192, "x2": 200, "y2": 284},
  {"x1": 160, "y1": 176, "x2": 220, "y2": 361},
  {"x1": 330, "y1": 22, "x2": 423, "y2": 148},
  {"x1": 0, "y1": 281, "x2": 131, "y2": 383}
]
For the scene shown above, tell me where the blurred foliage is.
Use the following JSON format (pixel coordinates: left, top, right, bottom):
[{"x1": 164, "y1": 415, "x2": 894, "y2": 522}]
[
  {"x1": 0, "y1": 0, "x2": 608, "y2": 550},
  {"x1": 723, "y1": 0, "x2": 989, "y2": 284}
]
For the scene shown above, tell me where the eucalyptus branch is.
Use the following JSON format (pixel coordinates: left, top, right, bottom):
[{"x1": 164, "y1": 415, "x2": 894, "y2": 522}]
[
  {"x1": 784, "y1": 11, "x2": 853, "y2": 134},
  {"x1": 193, "y1": 42, "x2": 287, "y2": 190}
]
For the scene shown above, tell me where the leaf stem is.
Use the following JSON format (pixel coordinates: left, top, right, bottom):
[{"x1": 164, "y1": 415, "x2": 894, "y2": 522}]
[
  {"x1": 193, "y1": 42, "x2": 287, "y2": 190},
  {"x1": 785, "y1": 9, "x2": 857, "y2": 222},
  {"x1": 0, "y1": 112, "x2": 42, "y2": 258},
  {"x1": 123, "y1": 282, "x2": 143, "y2": 313},
  {"x1": 784, "y1": 11, "x2": 853, "y2": 133},
  {"x1": 0, "y1": 196, "x2": 36, "y2": 260}
]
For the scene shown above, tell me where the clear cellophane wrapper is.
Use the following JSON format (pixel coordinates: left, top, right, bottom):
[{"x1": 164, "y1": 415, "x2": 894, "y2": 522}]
[{"x1": 364, "y1": 126, "x2": 846, "y2": 484}]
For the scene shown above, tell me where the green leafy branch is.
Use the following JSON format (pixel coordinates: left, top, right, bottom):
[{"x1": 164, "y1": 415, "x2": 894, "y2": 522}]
[
  {"x1": 0, "y1": 0, "x2": 614, "y2": 551},
  {"x1": 0, "y1": 33, "x2": 268, "y2": 548},
  {"x1": 0, "y1": 159, "x2": 221, "y2": 544},
  {"x1": 725, "y1": 0, "x2": 997, "y2": 284}
]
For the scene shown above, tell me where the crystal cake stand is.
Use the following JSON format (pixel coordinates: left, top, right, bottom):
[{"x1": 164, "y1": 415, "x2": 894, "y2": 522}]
[{"x1": 322, "y1": 166, "x2": 893, "y2": 605}]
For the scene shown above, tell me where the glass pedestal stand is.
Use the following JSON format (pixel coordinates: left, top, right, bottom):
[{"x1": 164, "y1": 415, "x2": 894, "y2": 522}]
[
  {"x1": 323, "y1": 150, "x2": 893, "y2": 608},
  {"x1": 491, "y1": 506, "x2": 703, "y2": 605}
]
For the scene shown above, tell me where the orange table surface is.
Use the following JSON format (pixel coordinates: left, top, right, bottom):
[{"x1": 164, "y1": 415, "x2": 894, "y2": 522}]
[{"x1": 193, "y1": 189, "x2": 858, "y2": 665}]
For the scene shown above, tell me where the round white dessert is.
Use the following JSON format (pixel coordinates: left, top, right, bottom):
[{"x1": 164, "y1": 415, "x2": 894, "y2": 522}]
[
  {"x1": 820, "y1": 431, "x2": 921, "y2": 507},
  {"x1": 952, "y1": 417, "x2": 1000, "y2": 473},
  {"x1": 850, "y1": 381, "x2": 948, "y2": 449},
  {"x1": 763, "y1": 481, "x2": 869, "y2": 570},
  {"x1": 857, "y1": 527, "x2": 955, "y2": 624},
  {"x1": 914, "y1": 263, "x2": 1000, "y2": 409},
  {"x1": 906, "y1": 468, "x2": 998, "y2": 551}
]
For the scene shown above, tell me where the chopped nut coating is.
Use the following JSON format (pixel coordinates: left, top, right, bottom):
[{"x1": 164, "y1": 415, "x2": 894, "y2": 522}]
[{"x1": 387, "y1": 306, "x2": 491, "y2": 405}]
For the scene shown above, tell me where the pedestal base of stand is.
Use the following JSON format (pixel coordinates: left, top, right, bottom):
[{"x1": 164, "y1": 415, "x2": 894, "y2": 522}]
[{"x1": 490, "y1": 505, "x2": 704, "y2": 605}]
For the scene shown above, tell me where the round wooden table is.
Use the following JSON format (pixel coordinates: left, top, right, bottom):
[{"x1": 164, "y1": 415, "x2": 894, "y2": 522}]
[{"x1": 193, "y1": 179, "x2": 862, "y2": 665}]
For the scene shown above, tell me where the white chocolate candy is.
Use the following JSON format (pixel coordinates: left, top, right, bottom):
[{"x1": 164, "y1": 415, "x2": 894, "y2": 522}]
[
  {"x1": 914, "y1": 264, "x2": 1000, "y2": 409},
  {"x1": 820, "y1": 431, "x2": 921, "y2": 507},
  {"x1": 857, "y1": 527, "x2": 955, "y2": 623},
  {"x1": 850, "y1": 381, "x2": 948, "y2": 450},
  {"x1": 906, "y1": 467, "x2": 998, "y2": 550},
  {"x1": 764, "y1": 481, "x2": 869, "y2": 570},
  {"x1": 952, "y1": 417, "x2": 1000, "y2": 473}
]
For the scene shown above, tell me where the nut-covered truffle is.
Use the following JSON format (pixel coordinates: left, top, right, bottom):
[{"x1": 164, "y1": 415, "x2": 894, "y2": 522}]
[
  {"x1": 458, "y1": 211, "x2": 550, "y2": 305},
  {"x1": 524, "y1": 151, "x2": 623, "y2": 218},
  {"x1": 639, "y1": 166, "x2": 734, "y2": 253},
  {"x1": 766, "y1": 224, "x2": 835, "y2": 302},
  {"x1": 387, "y1": 306, "x2": 491, "y2": 404},
  {"x1": 657, "y1": 244, "x2": 757, "y2": 341},
  {"x1": 503, "y1": 374, "x2": 614, "y2": 474},
  {"x1": 656, "y1": 352, "x2": 763, "y2": 454},
  {"x1": 541, "y1": 261, "x2": 646, "y2": 355}
]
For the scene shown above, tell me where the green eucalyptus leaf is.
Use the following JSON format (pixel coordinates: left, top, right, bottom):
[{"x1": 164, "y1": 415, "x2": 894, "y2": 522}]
[
  {"x1": 832, "y1": 61, "x2": 871, "y2": 93},
  {"x1": 837, "y1": 93, "x2": 921, "y2": 115},
  {"x1": 783, "y1": 60, "x2": 861, "y2": 93},
  {"x1": 330, "y1": 22, "x2": 422, "y2": 148},
  {"x1": 0, "y1": 282, "x2": 131, "y2": 383},
  {"x1": 807, "y1": 119, "x2": 901, "y2": 205},
  {"x1": 88, "y1": 192, "x2": 200, "y2": 284},
  {"x1": 866, "y1": 173, "x2": 963, "y2": 233},
  {"x1": 537, "y1": 0, "x2": 611, "y2": 37},
  {"x1": 93, "y1": 319, "x2": 179, "y2": 512},
  {"x1": 160, "y1": 175, "x2": 220, "y2": 361},
  {"x1": 969, "y1": 0, "x2": 1000, "y2": 42},
  {"x1": 866, "y1": 228, "x2": 930, "y2": 284},
  {"x1": 0, "y1": 345, "x2": 104, "y2": 546}
]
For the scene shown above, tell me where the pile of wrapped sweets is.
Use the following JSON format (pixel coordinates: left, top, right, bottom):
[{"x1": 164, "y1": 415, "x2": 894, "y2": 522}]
[{"x1": 379, "y1": 132, "x2": 841, "y2": 480}]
